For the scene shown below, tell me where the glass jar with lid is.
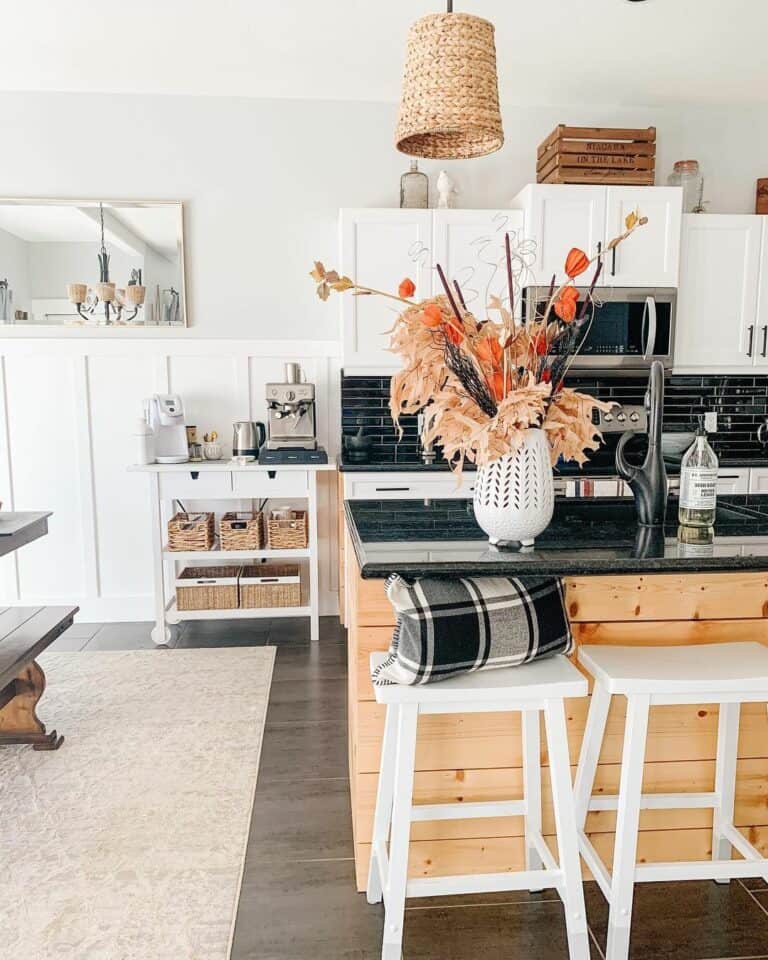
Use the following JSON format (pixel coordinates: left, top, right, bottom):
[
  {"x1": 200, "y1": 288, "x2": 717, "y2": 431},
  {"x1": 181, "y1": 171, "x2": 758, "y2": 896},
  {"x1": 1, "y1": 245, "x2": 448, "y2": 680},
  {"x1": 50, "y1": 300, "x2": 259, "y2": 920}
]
[{"x1": 668, "y1": 160, "x2": 704, "y2": 213}]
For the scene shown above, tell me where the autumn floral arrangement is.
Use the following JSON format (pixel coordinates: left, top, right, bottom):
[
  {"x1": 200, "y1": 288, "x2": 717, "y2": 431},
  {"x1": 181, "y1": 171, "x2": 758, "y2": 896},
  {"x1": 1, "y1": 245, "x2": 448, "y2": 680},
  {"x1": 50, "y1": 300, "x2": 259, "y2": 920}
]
[{"x1": 312, "y1": 211, "x2": 647, "y2": 476}]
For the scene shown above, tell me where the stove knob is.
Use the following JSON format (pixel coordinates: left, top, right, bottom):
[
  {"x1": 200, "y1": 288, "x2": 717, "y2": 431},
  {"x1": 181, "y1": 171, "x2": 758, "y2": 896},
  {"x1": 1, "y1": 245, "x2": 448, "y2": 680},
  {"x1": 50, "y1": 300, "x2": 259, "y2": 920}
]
[
  {"x1": 286, "y1": 389, "x2": 296, "y2": 401},
  {"x1": 616, "y1": 412, "x2": 626, "y2": 423},
  {"x1": 629, "y1": 411, "x2": 640, "y2": 423},
  {"x1": 604, "y1": 413, "x2": 614, "y2": 423}
]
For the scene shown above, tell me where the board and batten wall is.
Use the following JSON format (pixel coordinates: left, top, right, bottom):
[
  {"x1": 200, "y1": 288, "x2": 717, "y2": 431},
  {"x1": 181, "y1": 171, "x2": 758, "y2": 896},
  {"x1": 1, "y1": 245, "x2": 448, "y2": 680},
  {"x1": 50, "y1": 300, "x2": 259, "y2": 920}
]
[{"x1": 0, "y1": 338, "x2": 342, "y2": 622}]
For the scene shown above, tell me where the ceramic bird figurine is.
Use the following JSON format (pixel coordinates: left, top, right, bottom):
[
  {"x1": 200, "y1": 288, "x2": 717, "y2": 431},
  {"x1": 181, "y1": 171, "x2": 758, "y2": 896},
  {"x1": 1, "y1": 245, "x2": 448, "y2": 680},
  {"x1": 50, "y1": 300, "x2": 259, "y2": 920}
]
[{"x1": 437, "y1": 170, "x2": 458, "y2": 209}]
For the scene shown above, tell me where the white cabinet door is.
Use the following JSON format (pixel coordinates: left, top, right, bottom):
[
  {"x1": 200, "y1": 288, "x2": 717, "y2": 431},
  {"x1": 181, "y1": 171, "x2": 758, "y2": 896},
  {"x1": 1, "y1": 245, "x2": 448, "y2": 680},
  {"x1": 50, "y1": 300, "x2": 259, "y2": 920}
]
[
  {"x1": 674, "y1": 215, "x2": 762, "y2": 370},
  {"x1": 749, "y1": 467, "x2": 768, "y2": 494},
  {"x1": 519, "y1": 185, "x2": 607, "y2": 285},
  {"x1": 605, "y1": 186, "x2": 682, "y2": 286},
  {"x1": 715, "y1": 469, "x2": 750, "y2": 495},
  {"x1": 340, "y1": 208, "x2": 431, "y2": 371},
  {"x1": 432, "y1": 209, "x2": 525, "y2": 320},
  {"x1": 753, "y1": 220, "x2": 768, "y2": 368}
]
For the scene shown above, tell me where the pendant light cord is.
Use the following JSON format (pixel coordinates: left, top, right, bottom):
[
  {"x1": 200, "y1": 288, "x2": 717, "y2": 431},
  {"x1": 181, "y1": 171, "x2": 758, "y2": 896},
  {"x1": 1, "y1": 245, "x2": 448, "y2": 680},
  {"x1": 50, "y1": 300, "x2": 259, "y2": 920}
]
[{"x1": 447, "y1": 0, "x2": 453, "y2": 10}]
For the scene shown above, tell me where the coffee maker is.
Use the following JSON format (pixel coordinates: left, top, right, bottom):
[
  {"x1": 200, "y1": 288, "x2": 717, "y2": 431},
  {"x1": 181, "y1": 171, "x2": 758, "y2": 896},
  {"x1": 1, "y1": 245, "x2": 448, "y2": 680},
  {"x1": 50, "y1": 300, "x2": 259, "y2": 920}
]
[
  {"x1": 265, "y1": 363, "x2": 317, "y2": 450},
  {"x1": 144, "y1": 394, "x2": 189, "y2": 463}
]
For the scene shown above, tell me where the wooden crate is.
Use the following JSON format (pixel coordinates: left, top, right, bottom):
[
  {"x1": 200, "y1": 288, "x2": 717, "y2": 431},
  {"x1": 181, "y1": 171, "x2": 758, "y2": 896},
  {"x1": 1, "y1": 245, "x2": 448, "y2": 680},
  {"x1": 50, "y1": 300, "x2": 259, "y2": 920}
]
[
  {"x1": 537, "y1": 125, "x2": 656, "y2": 186},
  {"x1": 757, "y1": 179, "x2": 768, "y2": 215}
]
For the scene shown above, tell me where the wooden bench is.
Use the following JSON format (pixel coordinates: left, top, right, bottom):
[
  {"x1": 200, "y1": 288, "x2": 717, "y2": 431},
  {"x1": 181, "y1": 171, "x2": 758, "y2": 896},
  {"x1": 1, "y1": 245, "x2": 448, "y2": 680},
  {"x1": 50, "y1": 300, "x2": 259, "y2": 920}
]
[{"x1": 0, "y1": 605, "x2": 79, "y2": 750}]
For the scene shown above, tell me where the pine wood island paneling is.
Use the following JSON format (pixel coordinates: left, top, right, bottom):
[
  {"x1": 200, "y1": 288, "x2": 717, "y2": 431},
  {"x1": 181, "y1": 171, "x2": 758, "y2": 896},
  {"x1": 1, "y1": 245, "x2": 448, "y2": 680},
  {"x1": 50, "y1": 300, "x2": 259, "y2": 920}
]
[{"x1": 344, "y1": 557, "x2": 768, "y2": 892}]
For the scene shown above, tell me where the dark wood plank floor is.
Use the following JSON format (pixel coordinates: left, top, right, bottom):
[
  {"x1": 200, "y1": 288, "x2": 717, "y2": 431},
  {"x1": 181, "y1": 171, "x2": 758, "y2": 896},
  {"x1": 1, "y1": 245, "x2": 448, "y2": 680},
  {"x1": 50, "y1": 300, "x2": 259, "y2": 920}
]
[{"x1": 53, "y1": 616, "x2": 768, "y2": 960}]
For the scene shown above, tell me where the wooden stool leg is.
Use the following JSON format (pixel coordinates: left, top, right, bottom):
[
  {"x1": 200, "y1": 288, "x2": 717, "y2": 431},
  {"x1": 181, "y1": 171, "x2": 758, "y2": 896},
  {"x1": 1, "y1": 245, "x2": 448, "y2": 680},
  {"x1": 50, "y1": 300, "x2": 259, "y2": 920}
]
[
  {"x1": 367, "y1": 704, "x2": 400, "y2": 904},
  {"x1": 573, "y1": 682, "x2": 611, "y2": 830},
  {"x1": 0, "y1": 660, "x2": 63, "y2": 750},
  {"x1": 382, "y1": 703, "x2": 418, "y2": 960},
  {"x1": 606, "y1": 693, "x2": 650, "y2": 960},
  {"x1": 544, "y1": 698, "x2": 590, "y2": 960},
  {"x1": 522, "y1": 708, "x2": 544, "y2": 889},
  {"x1": 712, "y1": 701, "x2": 740, "y2": 884}
]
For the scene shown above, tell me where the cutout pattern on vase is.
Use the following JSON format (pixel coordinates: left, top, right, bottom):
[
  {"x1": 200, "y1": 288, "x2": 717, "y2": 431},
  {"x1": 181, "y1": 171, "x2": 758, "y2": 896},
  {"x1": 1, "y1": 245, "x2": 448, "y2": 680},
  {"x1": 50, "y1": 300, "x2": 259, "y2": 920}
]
[{"x1": 473, "y1": 428, "x2": 554, "y2": 546}]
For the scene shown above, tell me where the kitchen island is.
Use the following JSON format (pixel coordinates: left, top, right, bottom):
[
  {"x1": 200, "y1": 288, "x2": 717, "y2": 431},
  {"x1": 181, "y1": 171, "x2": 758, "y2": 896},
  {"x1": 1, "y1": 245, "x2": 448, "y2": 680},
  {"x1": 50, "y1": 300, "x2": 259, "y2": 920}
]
[{"x1": 342, "y1": 495, "x2": 768, "y2": 891}]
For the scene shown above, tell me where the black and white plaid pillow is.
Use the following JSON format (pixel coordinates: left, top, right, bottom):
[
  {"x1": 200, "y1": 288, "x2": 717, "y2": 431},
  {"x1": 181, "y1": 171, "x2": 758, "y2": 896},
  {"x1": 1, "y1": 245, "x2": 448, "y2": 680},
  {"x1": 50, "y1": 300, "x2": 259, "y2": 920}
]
[{"x1": 372, "y1": 574, "x2": 573, "y2": 686}]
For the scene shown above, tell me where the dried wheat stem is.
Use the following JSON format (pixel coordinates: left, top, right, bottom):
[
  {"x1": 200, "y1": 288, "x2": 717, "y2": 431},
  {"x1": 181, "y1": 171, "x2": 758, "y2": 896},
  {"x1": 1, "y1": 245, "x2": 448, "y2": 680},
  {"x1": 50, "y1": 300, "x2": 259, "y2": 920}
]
[{"x1": 353, "y1": 284, "x2": 415, "y2": 306}]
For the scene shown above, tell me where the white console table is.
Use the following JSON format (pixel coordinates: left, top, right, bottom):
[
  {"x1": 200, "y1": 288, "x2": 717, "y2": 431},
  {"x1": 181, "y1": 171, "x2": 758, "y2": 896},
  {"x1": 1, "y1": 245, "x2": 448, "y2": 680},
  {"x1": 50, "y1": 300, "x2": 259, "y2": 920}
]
[{"x1": 129, "y1": 462, "x2": 335, "y2": 645}]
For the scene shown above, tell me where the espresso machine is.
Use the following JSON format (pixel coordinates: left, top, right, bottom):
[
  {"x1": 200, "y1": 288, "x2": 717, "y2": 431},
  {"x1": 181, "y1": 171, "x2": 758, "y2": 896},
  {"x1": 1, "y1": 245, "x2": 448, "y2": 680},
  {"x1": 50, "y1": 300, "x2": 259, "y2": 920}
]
[{"x1": 259, "y1": 363, "x2": 328, "y2": 464}]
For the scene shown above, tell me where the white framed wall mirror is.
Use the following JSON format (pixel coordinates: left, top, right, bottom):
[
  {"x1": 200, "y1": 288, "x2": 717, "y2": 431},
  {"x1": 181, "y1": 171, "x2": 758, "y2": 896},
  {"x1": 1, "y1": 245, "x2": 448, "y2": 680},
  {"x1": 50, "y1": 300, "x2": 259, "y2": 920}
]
[{"x1": 0, "y1": 198, "x2": 187, "y2": 328}]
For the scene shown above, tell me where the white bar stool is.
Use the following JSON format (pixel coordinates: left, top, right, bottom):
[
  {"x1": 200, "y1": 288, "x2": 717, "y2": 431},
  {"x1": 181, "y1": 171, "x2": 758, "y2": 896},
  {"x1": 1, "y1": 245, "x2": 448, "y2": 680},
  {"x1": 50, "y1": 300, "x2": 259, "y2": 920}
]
[
  {"x1": 366, "y1": 652, "x2": 590, "y2": 960},
  {"x1": 573, "y1": 641, "x2": 768, "y2": 960}
]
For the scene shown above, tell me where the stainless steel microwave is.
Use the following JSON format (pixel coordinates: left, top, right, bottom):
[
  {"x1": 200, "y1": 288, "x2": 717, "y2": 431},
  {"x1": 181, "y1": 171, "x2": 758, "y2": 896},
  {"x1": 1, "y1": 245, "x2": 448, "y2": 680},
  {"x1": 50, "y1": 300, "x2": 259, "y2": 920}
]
[{"x1": 522, "y1": 286, "x2": 676, "y2": 374}]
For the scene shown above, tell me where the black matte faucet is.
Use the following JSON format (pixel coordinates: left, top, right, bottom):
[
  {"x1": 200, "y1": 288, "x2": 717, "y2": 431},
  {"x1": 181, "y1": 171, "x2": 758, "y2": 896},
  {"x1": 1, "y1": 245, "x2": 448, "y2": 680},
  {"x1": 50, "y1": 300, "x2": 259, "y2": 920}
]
[{"x1": 615, "y1": 360, "x2": 669, "y2": 527}]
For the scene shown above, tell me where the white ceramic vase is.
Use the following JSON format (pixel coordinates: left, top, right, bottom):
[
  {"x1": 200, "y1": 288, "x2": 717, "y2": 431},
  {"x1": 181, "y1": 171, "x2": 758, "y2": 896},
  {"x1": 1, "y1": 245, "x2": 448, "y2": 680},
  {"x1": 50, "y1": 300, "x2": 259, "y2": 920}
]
[{"x1": 473, "y1": 427, "x2": 554, "y2": 546}]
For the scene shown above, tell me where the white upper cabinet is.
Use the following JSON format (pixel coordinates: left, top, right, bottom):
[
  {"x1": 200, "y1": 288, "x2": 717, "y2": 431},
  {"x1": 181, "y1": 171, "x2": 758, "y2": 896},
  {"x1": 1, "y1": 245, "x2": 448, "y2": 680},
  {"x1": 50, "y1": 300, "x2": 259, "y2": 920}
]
[
  {"x1": 340, "y1": 208, "x2": 431, "y2": 371},
  {"x1": 674, "y1": 215, "x2": 762, "y2": 370},
  {"x1": 604, "y1": 186, "x2": 682, "y2": 286},
  {"x1": 340, "y1": 208, "x2": 524, "y2": 370},
  {"x1": 512, "y1": 184, "x2": 682, "y2": 287},
  {"x1": 512, "y1": 185, "x2": 606, "y2": 285},
  {"x1": 431, "y1": 209, "x2": 524, "y2": 319},
  {"x1": 755, "y1": 222, "x2": 768, "y2": 368}
]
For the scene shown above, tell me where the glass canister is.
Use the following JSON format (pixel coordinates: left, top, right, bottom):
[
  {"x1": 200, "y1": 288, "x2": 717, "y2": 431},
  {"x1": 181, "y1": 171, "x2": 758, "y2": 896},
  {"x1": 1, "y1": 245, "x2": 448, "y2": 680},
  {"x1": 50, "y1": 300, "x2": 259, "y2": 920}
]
[{"x1": 667, "y1": 160, "x2": 704, "y2": 213}]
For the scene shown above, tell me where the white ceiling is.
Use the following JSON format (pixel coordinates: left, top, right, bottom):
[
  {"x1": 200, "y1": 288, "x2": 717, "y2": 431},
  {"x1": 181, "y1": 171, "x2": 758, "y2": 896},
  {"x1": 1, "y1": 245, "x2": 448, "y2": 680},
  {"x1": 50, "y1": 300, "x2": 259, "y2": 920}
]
[{"x1": 0, "y1": 0, "x2": 765, "y2": 108}]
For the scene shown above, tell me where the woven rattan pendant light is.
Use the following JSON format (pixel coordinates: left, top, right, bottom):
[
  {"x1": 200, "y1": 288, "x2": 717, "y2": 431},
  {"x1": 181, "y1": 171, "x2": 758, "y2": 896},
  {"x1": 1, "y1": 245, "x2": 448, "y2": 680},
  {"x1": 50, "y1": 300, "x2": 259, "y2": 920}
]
[{"x1": 395, "y1": 0, "x2": 504, "y2": 160}]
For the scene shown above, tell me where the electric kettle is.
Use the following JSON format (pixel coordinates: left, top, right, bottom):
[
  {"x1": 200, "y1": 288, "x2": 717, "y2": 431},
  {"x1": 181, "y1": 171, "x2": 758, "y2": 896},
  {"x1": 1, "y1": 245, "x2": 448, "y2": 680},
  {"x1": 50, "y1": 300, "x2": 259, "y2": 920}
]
[{"x1": 232, "y1": 421, "x2": 266, "y2": 460}]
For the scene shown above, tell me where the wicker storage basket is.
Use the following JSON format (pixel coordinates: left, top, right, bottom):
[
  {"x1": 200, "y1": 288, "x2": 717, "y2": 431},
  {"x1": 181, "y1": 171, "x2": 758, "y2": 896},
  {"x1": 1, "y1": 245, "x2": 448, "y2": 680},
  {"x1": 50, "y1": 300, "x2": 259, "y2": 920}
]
[
  {"x1": 395, "y1": 12, "x2": 503, "y2": 160},
  {"x1": 267, "y1": 510, "x2": 309, "y2": 550},
  {"x1": 240, "y1": 562, "x2": 301, "y2": 609},
  {"x1": 220, "y1": 511, "x2": 265, "y2": 551},
  {"x1": 168, "y1": 512, "x2": 215, "y2": 552},
  {"x1": 176, "y1": 565, "x2": 241, "y2": 611}
]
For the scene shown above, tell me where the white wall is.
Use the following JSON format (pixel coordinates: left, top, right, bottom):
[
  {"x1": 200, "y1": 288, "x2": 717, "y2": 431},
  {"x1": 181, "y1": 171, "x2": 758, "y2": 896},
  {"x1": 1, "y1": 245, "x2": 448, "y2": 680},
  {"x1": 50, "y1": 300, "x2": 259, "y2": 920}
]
[
  {"x1": 0, "y1": 338, "x2": 341, "y2": 622},
  {"x1": 1, "y1": 91, "x2": 767, "y2": 339}
]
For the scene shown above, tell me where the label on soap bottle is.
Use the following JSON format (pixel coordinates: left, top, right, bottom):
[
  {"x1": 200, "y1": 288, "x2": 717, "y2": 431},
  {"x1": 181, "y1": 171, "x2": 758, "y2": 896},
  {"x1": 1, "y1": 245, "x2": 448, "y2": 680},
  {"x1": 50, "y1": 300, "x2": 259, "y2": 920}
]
[{"x1": 679, "y1": 468, "x2": 717, "y2": 510}]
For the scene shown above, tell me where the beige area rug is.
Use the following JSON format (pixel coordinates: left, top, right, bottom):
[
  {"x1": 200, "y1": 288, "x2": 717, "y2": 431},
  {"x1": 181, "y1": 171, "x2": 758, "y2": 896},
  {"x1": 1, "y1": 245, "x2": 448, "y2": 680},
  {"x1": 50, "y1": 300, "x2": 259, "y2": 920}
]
[{"x1": 0, "y1": 647, "x2": 275, "y2": 960}]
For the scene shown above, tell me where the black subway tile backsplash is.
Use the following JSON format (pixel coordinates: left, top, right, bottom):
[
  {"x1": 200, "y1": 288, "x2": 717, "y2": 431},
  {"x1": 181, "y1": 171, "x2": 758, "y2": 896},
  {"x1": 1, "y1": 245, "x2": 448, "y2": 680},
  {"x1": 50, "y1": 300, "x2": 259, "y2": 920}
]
[{"x1": 341, "y1": 372, "x2": 768, "y2": 466}]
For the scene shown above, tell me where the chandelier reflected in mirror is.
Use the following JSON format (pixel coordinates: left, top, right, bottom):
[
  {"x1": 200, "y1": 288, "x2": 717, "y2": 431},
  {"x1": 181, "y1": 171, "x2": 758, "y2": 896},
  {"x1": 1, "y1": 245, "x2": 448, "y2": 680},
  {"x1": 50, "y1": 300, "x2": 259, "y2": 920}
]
[{"x1": 65, "y1": 203, "x2": 146, "y2": 324}]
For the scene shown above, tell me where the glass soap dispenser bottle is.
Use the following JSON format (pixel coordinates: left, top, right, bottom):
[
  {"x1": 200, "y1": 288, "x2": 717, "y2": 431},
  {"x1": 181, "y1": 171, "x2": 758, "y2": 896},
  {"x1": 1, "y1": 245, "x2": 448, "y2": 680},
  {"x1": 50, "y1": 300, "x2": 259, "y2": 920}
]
[
  {"x1": 400, "y1": 159, "x2": 429, "y2": 209},
  {"x1": 678, "y1": 418, "x2": 718, "y2": 528}
]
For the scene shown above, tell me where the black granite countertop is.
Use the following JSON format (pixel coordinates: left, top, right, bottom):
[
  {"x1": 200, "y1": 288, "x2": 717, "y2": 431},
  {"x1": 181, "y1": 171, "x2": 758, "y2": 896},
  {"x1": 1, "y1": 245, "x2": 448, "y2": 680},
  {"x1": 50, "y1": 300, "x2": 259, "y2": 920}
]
[{"x1": 345, "y1": 495, "x2": 768, "y2": 578}]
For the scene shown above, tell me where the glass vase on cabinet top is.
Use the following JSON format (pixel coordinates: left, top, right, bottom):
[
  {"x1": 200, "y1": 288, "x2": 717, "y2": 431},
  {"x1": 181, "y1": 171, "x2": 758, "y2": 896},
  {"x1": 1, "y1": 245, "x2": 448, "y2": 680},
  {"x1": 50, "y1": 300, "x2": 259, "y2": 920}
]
[{"x1": 400, "y1": 160, "x2": 429, "y2": 209}]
